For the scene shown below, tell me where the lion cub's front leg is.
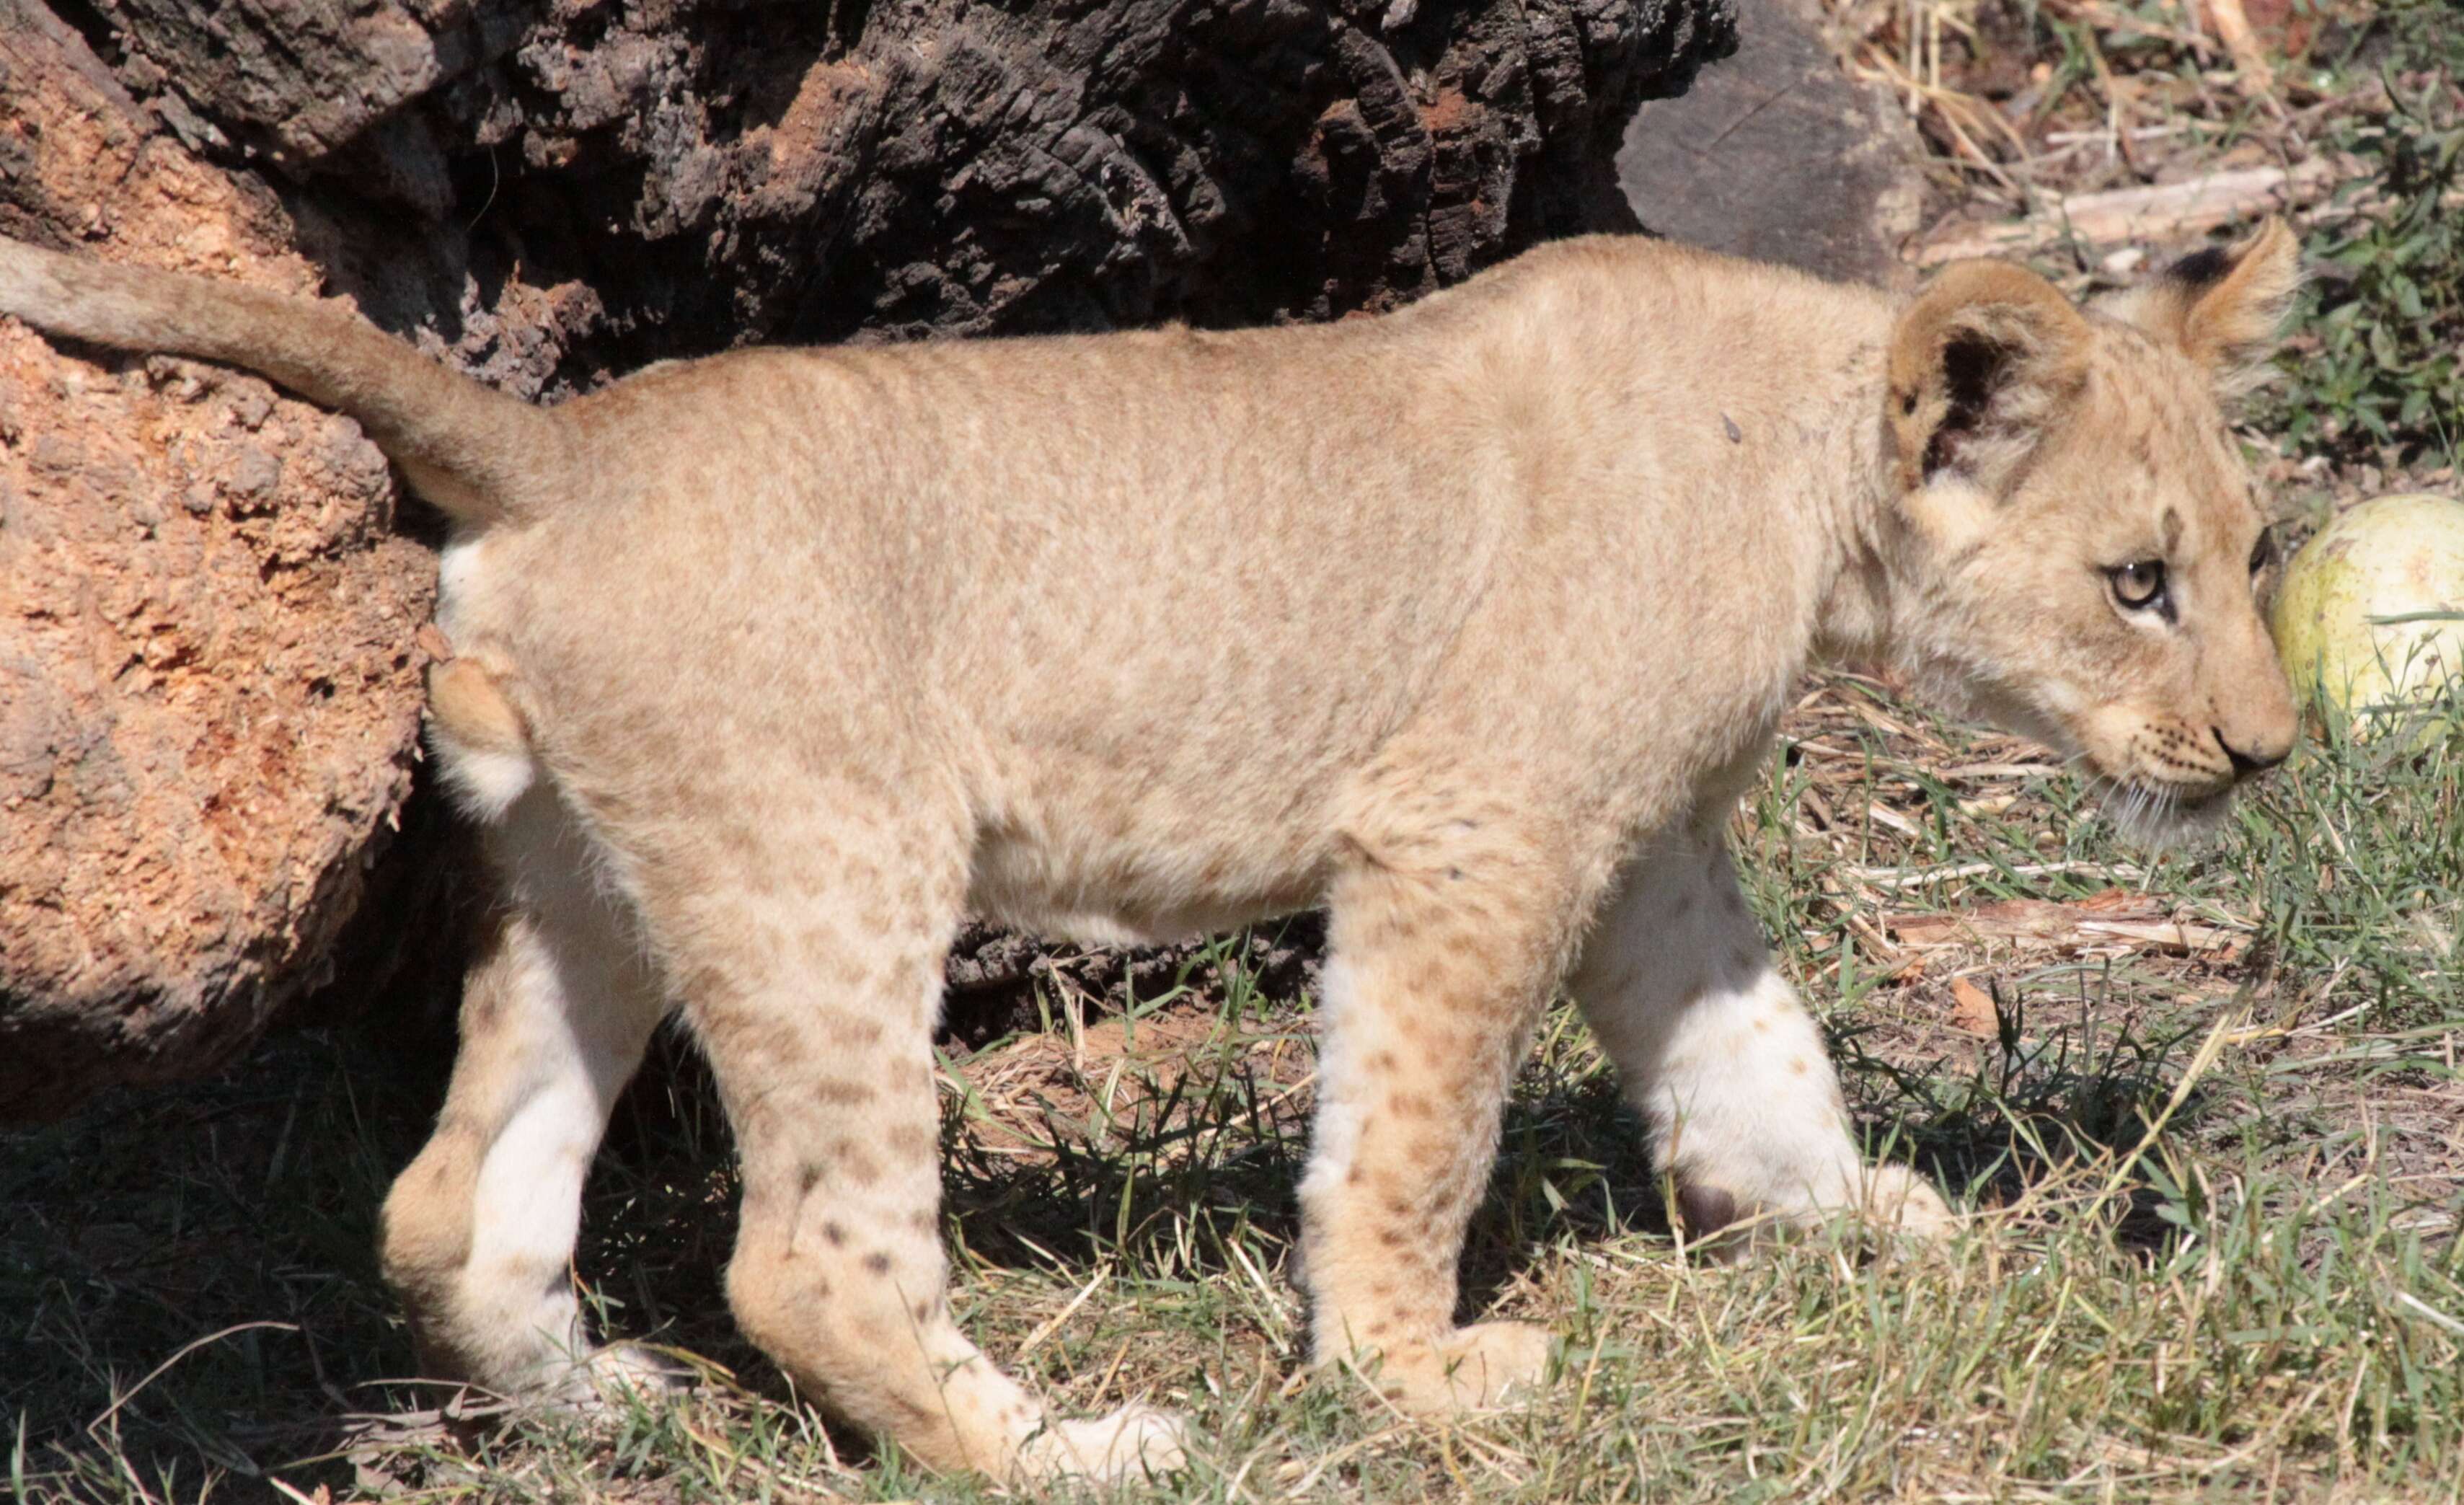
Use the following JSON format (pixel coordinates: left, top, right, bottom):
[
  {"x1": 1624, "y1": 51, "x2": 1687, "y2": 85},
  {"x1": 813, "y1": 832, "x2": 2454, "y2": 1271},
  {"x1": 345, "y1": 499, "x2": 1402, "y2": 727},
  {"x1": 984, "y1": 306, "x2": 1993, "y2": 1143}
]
[
  {"x1": 1298, "y1": 773, "x2": 1604, "y2": 1413},
  {"x1": 1569, "y1": 827, "x2": 1953, "y2": 1241}
]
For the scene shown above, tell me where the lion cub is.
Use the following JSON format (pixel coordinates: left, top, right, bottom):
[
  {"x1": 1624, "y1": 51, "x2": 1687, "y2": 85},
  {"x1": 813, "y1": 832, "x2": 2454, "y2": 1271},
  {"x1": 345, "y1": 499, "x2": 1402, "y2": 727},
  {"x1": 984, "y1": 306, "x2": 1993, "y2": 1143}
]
[{"x1": 0, "y1": 221, "x2": 2299, "y2": 1480}]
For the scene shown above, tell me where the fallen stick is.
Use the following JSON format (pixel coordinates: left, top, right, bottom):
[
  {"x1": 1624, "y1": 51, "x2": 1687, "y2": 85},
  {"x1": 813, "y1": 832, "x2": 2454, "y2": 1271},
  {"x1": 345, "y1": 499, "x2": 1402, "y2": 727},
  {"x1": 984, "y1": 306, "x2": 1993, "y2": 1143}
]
[
  {"x1": 2206, "y1": 0, "x2": 2278, "y2": 94},
  {"x1": 1917, "y1": 159, "x2": 2335, "y2": 263}
]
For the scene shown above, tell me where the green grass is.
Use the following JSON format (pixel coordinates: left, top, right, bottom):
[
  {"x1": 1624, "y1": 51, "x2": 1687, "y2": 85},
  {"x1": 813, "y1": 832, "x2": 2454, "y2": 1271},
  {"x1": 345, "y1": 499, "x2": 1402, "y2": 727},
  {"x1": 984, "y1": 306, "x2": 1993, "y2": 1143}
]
[
  {"x1": 2258, "y1": 0, "x2": 2464, "y2": 470},
  {"x1": 2237, "y1": 711, "x2": 2464, "y2": 1033}
]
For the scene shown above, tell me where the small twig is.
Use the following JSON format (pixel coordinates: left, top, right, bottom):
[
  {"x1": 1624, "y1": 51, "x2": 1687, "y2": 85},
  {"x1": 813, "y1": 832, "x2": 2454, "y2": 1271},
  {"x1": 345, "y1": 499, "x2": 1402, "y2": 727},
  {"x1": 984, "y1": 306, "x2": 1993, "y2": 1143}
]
[
  {"x1": 2394, "y1": 1291, "x2": 2464, "y2": 1340},
  {"x1": 1919, "y1": 159, "x2": 2336, "y2": 262},
  {"x1": 1845, "y1": 858, "x2": 2145, "y2": 889}
]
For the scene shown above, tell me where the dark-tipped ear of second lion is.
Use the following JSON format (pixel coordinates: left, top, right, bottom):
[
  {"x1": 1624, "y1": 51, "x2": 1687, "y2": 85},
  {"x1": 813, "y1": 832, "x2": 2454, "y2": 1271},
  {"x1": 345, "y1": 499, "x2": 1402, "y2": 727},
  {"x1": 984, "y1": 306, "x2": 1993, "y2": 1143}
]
[{"x1": 2099, "y1": 218, "x2": 2302, "y2": 396}]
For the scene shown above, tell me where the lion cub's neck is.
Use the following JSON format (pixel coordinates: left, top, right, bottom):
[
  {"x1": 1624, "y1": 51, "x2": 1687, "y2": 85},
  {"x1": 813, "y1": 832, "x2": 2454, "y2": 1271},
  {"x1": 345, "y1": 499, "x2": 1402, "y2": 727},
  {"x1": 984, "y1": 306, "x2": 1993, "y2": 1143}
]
[
  {"x1": 1449, "y1": 236, "x2": 1915, "y2": 688},
  {"x1": 1803, "y1": 378, "x2": 1904, "y2": 674},
  {"x1": 1778, "y1": 341, "x2": 1902, "y2": 670}
]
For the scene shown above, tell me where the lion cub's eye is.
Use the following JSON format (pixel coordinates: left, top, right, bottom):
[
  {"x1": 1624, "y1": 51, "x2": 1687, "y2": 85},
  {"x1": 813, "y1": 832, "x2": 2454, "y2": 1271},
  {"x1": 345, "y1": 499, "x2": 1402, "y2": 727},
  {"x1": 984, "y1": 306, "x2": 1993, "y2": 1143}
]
[
  {"x1": 2248, "y1": 529, "x2": 2278, "y2": 575},
  {"x1": 2109, "y1": 560, "x2": 2168, "y2": 612}
]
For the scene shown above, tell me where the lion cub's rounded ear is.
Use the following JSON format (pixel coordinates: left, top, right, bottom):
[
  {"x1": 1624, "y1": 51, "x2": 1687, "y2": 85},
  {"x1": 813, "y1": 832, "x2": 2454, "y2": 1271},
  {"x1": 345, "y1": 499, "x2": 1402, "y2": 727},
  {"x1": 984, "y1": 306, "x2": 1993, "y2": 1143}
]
[
  {"x1": 2099, "y1": 218, "x2": 2302, "y2": 396},
  {"x1": 1885, "y1": 260, "x2": 2091, "y2": 498}
]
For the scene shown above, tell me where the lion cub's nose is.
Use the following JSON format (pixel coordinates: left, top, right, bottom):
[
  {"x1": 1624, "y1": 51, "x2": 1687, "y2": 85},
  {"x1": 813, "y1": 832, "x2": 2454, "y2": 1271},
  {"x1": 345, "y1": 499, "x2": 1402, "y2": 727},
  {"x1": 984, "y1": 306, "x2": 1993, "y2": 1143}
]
[{"x1": 2213, "y1": 725, "x2": 2289, "y2": 782}]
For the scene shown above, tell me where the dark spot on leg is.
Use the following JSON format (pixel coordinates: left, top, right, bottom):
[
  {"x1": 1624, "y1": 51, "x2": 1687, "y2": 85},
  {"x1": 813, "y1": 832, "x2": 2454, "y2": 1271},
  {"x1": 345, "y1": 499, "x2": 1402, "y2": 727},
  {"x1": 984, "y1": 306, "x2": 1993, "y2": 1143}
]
[
  {"x1": 841, "y1": 1149, "x2": 883, "y2": 1186},
  {"x1": 821, "y1": 1221, "x2": 847, "y2": 1246},
  {"x1": 864, "y1": 1251, "x2": 893, "y2": 1276}
]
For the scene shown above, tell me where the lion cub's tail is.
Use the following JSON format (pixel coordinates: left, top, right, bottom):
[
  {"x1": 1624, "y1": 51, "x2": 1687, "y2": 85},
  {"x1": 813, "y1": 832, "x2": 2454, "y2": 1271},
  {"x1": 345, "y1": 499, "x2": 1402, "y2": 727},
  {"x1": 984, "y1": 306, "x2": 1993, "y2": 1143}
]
[{"x1": 0, "y1": 235, "x2": 560, "y2": 526}]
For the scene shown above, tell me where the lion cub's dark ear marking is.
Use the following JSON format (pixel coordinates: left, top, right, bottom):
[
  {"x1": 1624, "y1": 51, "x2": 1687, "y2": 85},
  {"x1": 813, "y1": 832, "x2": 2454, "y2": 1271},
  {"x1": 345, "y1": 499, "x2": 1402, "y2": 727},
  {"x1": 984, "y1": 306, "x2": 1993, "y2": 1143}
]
[
  {"x1": 1886, "y1": 260, "x2": 2090, "y2": 496},
  {"x1": 2101, "y1": 217, "x2": 2302, "y2": 396}
]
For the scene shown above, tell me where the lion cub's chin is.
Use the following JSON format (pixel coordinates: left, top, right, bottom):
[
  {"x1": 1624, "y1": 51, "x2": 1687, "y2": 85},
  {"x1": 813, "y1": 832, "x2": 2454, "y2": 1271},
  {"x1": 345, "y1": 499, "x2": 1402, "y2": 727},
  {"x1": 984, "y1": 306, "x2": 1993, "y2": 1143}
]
[{"x1": 2100, "y1": 777, "x2": 2239, "y2": 851}]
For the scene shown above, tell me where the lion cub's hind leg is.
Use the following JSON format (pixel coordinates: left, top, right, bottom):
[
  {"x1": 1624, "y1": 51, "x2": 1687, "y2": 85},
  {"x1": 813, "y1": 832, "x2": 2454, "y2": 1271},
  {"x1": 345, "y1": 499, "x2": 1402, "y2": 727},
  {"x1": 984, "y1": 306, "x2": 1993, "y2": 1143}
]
[
  {"x1": 379, "y1": 767, "x2": 674, "y2": 1403},
  {"x1": 1568, "y1": 828, "x2": 1953, "y2": 1243},
  {"x1": 659, "y1": 794, "x2": 1184, "y2": 1483}
]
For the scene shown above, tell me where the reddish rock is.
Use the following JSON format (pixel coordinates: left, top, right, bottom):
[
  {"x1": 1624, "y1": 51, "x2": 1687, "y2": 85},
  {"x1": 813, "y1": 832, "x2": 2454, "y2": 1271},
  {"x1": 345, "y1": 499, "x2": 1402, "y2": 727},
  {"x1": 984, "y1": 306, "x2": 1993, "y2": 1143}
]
[{"x1": 0, "y1": 12, "x2": 436, "y2": 1117}]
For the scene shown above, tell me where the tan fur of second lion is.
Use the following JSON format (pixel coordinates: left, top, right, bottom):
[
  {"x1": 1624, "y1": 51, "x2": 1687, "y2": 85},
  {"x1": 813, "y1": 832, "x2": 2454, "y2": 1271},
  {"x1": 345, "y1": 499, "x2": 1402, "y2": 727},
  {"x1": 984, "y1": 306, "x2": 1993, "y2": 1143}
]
[{"x1": 0, "y1": 221, "x2": 2300, "y2": 1482}]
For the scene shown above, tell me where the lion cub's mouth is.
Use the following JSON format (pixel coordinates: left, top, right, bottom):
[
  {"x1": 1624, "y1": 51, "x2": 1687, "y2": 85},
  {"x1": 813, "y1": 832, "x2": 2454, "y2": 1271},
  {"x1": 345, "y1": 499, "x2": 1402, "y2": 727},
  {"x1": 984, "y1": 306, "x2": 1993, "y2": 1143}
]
[{"x1": 2102, "y1": 774, "x2": 2235, "y2": 845}]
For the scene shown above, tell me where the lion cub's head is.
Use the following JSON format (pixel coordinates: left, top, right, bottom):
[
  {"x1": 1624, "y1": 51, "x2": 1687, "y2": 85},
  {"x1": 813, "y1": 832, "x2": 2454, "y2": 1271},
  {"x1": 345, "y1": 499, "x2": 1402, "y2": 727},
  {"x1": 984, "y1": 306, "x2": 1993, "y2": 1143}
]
[{"x1": 1880, "y1": 221, "x2": 2302, "y2": 843}]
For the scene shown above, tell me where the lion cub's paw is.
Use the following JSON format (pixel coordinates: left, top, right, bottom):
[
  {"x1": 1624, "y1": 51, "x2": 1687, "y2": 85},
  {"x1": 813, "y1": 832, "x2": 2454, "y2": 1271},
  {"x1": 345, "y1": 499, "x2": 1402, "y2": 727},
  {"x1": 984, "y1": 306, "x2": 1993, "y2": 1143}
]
[
  {"x1": 1369, "y1": 1320, "x2": 1553, "y2": 1415},
  {"x1": 1679, "y1": 1168, "x2": 1956, "y2": 1253},
  {"x1": 583, "y1": 1343, "x2": 693, "y2": 1401},
  {"x1": 512, "y1": 1343, "x2": 690, "y2": 1414},
  {"x1": 1862, "y1": 1165, "x2": 1957, "y2": 1243},
  {"x1": 424, "y1": 655, "x2": 536, "y2": 819},
  {"x1": 1016, "y1": 1403, "x2": 1189, "y2": 1483}
]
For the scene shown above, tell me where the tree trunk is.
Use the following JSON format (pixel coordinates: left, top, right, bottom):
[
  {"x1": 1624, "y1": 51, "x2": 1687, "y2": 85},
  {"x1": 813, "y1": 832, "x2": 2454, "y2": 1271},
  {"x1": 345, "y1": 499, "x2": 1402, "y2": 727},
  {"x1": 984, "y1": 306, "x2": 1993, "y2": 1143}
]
[{"x1": 0, "y1": 0, "x2": 1735, "y2": 1118}]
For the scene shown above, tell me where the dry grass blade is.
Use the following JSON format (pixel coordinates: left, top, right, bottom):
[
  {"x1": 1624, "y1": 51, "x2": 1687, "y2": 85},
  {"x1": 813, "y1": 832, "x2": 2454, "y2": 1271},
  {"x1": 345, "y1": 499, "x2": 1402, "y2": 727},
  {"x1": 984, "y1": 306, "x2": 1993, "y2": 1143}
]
[{"x1": 84, "y1": 1324, "x2": 300, "y2": 1444}]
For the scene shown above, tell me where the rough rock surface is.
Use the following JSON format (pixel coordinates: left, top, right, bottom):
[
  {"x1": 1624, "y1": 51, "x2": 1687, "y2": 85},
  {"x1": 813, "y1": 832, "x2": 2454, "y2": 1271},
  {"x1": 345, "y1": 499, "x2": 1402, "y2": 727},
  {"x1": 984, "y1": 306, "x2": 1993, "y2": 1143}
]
[
  {"x1": 0, "y1": 0, "x2": 1735, "y2": 1118},
  {"x1": 1615, "y1": 0, "x2": 1918, "y2": 287},
  {"x1": 0, "y1": 9, "x2": 439, "y2": 1120}
]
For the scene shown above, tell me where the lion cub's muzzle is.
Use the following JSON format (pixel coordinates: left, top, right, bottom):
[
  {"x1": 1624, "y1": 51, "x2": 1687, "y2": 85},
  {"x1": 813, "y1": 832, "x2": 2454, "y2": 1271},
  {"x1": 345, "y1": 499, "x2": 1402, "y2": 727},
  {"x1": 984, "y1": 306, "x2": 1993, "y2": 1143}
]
[
  {"x1": 2137, "y1": 719, "x2": 2289, "y2": 801},
  {"x1": 2072, "y1": 701, "x2": 2295, "y2": 839}
]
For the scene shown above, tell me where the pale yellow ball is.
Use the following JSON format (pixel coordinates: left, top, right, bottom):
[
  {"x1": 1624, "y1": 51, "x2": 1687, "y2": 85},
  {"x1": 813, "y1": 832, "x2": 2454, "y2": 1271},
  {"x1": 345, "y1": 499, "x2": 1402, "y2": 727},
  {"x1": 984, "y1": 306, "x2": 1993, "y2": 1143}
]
[{"x1": 2270, "y1": 493, "x2": 2464, "y2": 741}]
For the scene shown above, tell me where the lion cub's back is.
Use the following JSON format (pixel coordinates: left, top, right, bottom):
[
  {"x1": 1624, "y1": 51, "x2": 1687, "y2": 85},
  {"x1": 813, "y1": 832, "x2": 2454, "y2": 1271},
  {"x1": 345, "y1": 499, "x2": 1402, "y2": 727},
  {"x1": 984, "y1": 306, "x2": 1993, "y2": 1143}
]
[{"x1": 443, "y1": 319, "x2": 1509, "y2": 924}]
